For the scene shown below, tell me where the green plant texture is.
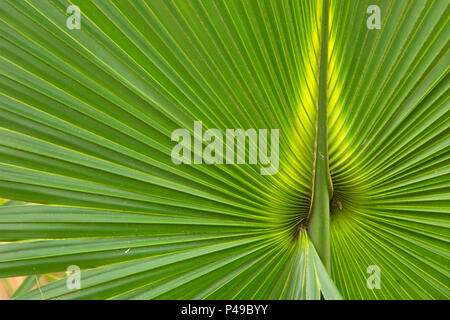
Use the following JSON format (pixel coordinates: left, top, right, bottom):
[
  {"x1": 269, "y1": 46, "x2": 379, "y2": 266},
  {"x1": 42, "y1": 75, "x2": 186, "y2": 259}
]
[{"x1": 0, "y1": 0, "x2": 449, "y2": 300}]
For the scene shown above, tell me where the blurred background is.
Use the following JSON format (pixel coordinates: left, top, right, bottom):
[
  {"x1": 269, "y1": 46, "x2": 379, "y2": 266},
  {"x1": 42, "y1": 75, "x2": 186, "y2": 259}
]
[{"x1": 0, "y1": 276, "x2": 25, "y2": 299}]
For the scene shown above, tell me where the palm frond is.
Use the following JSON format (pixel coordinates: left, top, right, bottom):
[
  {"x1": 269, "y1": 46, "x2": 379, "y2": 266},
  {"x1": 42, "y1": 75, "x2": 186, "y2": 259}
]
[{"x1": 0, "y1": 0, "x2": 448, "y2": 299}]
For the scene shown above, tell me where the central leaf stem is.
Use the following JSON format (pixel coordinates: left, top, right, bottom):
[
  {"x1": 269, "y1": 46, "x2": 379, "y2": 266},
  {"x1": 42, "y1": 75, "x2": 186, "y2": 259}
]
[{"x1": 307, "y1": 0, "x2": 332, "y2": 270}]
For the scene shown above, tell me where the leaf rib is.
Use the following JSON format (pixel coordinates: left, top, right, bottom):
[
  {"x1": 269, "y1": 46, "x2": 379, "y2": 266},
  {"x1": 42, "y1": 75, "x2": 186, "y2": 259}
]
[{"x1": 307, "y1": 0, "x2": 332, "y2": 270}]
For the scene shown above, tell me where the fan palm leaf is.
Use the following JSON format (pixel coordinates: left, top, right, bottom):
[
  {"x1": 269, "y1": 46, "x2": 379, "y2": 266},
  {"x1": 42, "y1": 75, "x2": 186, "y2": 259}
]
[{"x1": 0, "y1": 0, "x2": 448, "y2": 299}]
